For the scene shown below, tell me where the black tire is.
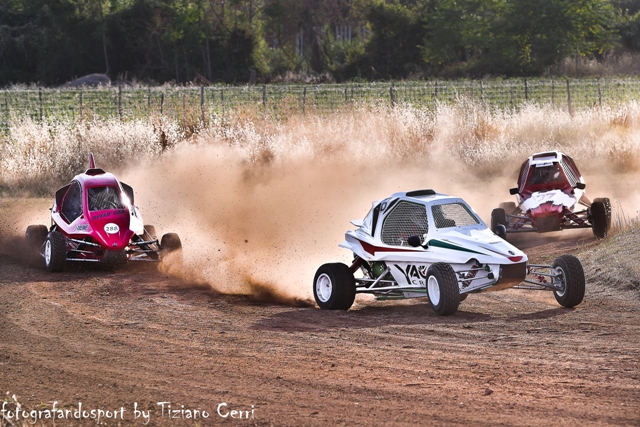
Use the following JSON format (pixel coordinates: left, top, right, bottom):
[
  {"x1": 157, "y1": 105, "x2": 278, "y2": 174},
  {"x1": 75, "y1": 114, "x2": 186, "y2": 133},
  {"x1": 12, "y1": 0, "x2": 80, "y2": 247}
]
[
  {"x1": 426, "y1": 263, "x2": 460, "y2": 316},
  {"x1": 160, "y1": 233, "x2": 182, "y2": 252},
  {"x1": 499, "y1": 202, "x2": 517, "y2": 215},
  {"x1": 26, "y1": 225, "x2": 48, "y2": 248},
  {"x1": 313, "y1": 263, "x2": 356, "y2": 310},
  {"x1": 44, "y1": 231, "x2": 67, "y2": 273},
  {"x1": 491, "y1": 208, "x2": 508, "y2": 236},
  {"x1": 26, "y1": 225, "x2": 48, "y2": 266},
  {"x1": 101, "y1": 250, "x2": 128, "y2": 270},
  {"x1": 591, "y1": 198, "x2": 611, "y2": 239},
  {"x1": 459, "y1": 293, "x2": 468, "y2": 303},
  {"x1": 143, "y1": 224, "x2": 157, "y2": 240},
  {"x1": 552, "y1": 255, "x2": 585, "y2": 308}
]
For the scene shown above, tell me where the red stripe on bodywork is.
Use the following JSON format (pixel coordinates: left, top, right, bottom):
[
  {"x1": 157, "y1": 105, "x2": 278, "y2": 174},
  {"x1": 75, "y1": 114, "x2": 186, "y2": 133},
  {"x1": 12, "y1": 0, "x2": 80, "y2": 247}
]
[{"x1": 358, "y1": 240, "x2": 420, "y2": 256}]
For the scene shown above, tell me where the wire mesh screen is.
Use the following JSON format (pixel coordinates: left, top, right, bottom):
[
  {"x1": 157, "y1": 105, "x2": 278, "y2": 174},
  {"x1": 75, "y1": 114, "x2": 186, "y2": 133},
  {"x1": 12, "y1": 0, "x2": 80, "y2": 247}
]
[
  {"x1": 560, "y1": 158, "x2": 579, "y2": 187},
  {"x1": 381, "y1": 201, "x2": 429, "y2": 246},
  {"x1": 431, "y1": 203, "x2": 479, "y2": 228}
]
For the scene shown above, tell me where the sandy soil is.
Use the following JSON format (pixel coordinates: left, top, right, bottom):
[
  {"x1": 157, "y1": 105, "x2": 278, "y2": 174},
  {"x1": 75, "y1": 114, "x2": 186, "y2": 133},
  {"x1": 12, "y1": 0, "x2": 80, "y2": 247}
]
[{"x1": 0, "y1": 229, "x2": 639, "y2": 426}]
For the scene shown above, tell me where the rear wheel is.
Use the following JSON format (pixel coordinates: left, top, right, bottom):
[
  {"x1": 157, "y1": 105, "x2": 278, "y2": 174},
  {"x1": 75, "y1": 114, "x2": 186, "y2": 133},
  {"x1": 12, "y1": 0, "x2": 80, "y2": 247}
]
[
  {"x1": 591, "y1": 198, "x2": 611, "y2": 239},
  {"x1": 552, "y1": 255, "x2": 585, "y2": 308},
  {"x1": 44, "y1": 231, "x2": 67, "y2": 272},
  {"x1": 426, "y1": 263, "x2": 460, "y2": 316},
  {"x1": 313, "y1": 263, "x2": 356, "y2": 310}
]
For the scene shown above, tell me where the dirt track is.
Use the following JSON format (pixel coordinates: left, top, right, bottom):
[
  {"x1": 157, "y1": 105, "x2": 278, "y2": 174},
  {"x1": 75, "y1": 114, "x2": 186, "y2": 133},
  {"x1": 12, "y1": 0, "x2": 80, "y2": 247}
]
[{"x1": 0, "y1": 232, "x2": 639, "y2": 426}]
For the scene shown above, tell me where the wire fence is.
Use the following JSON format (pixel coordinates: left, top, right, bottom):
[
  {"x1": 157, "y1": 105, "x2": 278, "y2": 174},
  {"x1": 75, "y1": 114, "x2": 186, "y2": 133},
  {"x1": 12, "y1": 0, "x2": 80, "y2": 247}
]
[{"x1": 2, "y1": 78, "x2": 640, "y2": 130}]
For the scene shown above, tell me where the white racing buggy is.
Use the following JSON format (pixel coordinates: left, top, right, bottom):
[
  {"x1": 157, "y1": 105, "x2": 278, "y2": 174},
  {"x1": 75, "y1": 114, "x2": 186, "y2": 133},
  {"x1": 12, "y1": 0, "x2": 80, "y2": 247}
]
[
  {"x1": 491, "y1": 151, "x2": 611, "y2": 239},
  {"x1": 314, "y1": 190, "x2": 585, "y2": 316}
]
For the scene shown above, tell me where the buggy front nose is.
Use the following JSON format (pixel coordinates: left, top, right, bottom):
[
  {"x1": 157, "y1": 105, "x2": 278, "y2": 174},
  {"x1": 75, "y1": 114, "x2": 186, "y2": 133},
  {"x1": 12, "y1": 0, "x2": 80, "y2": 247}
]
[{"x1": 95, "y1": 229, "x2": 135, "y2": 251}]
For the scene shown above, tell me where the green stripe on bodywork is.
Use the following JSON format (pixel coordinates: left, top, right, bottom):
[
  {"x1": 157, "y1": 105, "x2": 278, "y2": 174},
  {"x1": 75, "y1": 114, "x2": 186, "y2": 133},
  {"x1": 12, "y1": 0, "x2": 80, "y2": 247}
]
[{"x1": 427, "y1": 239, "x2": 484, "y2": 255}]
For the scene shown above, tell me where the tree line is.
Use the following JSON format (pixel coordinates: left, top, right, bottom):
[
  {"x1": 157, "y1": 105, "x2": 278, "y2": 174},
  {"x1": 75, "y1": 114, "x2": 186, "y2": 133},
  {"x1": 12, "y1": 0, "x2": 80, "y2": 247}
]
[{"x1": 1, "y1": 0, "x2": 639, "y2": 86}]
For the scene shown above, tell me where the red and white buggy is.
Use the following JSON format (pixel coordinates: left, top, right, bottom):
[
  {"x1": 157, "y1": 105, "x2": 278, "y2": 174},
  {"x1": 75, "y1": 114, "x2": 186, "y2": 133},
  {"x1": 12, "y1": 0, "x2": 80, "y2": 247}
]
[
  {"x1": 26, "y1": 154, "x2": 182, "y2": 272},
  {"x1": 491, "y1": 151, "x2": 611, "y2": 239}
]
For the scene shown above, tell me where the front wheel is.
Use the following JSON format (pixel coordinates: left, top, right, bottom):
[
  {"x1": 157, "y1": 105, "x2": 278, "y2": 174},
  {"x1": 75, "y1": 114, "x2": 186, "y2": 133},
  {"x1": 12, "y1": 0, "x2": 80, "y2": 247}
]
[
  {"x1": 44, "y1": 231, "x2": 67, "y2": 273},
  {"x1": 426, "y1": 263, "x2": 460, "y2": 316},
  {"x1": 499, "y1": 202, "x2": 517, "y2": 215},
  {"x1": 161, "y1": 233, "x2": 182, "y2": 252},
  {"x1": 552, "y1": 255, "x2": 585, "y2": 308},
  {"x1": 26, "y1": 225, "x2": 48, "y2": 266},
  {"x1": 313, "y1": 263, "x2": 356, "y2": 310},
  {"x1": 491, "y1": 208, "x2": 508, "y2": 238},
  {"x1": 591, "y1": 198, "x2": 611, "y2": 239},
  {"x1": 26, "y1": 225, "x2": 48, "y2": 249}
]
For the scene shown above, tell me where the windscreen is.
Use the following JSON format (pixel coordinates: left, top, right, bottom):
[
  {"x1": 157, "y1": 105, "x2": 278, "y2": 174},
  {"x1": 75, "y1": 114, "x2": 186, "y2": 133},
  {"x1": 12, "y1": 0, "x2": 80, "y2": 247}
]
[
  {"x1": 88, "y1": 186, "x2": 125, "y2": 211},
  {"x1": 431, "y1": 203, "x2": 479, "y2": 228},
  {"x1": 527, "y1": 163, "x2": 565, "y2": 186}
]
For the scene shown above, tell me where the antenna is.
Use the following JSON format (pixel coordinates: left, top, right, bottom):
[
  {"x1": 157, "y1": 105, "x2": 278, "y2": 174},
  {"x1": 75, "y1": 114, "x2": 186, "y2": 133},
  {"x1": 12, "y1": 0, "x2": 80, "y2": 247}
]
[{"x1": 89, "y1": 152, "x2": 96, "y2": 169}]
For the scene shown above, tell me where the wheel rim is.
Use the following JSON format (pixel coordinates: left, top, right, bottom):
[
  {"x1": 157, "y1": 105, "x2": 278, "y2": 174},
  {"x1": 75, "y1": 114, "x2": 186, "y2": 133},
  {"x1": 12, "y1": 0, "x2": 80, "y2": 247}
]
[
  {"x1": 427, "y1": 275, "x2": 440, "y2": 306},
  {"x1": 554, "y1": 266, "x2": 566, "y2": 297},
  {"x1": 44, "y1": 239, "x2": 52, "y2": 265},
  {"x1": 316, "y1": 273, "x2": 333, "y2": 303}
]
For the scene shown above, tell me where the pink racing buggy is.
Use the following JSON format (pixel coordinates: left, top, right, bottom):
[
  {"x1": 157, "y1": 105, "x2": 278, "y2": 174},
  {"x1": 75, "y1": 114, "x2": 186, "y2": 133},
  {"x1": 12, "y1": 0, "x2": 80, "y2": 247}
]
[{"x1": 26, "y1": 154, "x2": 182, "y2": 272}]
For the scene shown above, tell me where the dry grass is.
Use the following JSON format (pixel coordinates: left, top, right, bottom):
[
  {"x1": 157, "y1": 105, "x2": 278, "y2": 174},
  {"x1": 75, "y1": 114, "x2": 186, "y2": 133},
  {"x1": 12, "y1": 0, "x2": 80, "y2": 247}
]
[
  {"x1": 0, "y1": 116, "x2": 183, "y2": 195},
  {"x1": 580, "y1": 221, "x2": 640, "y2": 298},
  {"x1": 3, "y1": 100, "x2": 640, "y2": 195}
]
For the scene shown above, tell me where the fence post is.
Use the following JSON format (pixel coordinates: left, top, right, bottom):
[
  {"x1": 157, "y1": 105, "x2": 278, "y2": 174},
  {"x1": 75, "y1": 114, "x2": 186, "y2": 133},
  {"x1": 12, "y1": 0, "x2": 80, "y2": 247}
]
[
  {"x1": 79, "y1": 90, "x2": 83, "y2": 121},
  {"x1": 390, "y1": 81, "x2": 396, "y2": 107},
  {"x1": 524, "y1": 79, "x2": 528, "y2": 102},
  {"x1": 3, "y1": 91, "x2": 9, "y2": 131},
  {"x1": 160, "y1": 92, "x2": 164, "y2": 115},
  {"x1": 510, "y1": 85, "x2": 514, "y2": 110},
  {"x1": 118, "y1": 85, "x2": 122, "y2": 121},
  {"x1": 200, "y1": 85, "x2": 205, "y2": 125},
  {"x1": 480, "y1": 80, "x2": 484, "y2": 103},
  {"x1": 344, "y1": 86, "x2": 348, "y2": 104},
  {"x1": 597, "y1": 78, "x2": 602, "y2": 108},
  {"x1": 566, "y1": 79, "x2": 573, "y2": 115},
  {"x1": 262, "y1": 85, "x2": 267, "y2": 108},
  {"x1": 147, "y1": 88, "x2": 151, "y2": 112},
  {"x1": 551, "y1": 79, "x2": 555, "y2": 105},
  {"x1": 302, "y1": 87, "x2": 306, "y2": 115},
  {"x1": 434, "y1": 80, "x2": 438, "y2": 101},
  {"x1": 39, "y1": 87, "x2": 43, "y2": 122},
  {"x1": 221, "y1": 88, "x2": 225, "y2": 118}
]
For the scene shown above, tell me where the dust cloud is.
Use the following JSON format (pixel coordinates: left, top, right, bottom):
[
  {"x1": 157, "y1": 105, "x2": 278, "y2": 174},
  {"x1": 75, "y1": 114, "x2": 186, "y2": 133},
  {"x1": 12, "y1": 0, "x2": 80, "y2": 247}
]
[
  {"x1": 2, "y1": 102, "x2": 640, "y2": 303},
  {"x1": 119, "y1": 104, "x2": 640, "y2": 302}
]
